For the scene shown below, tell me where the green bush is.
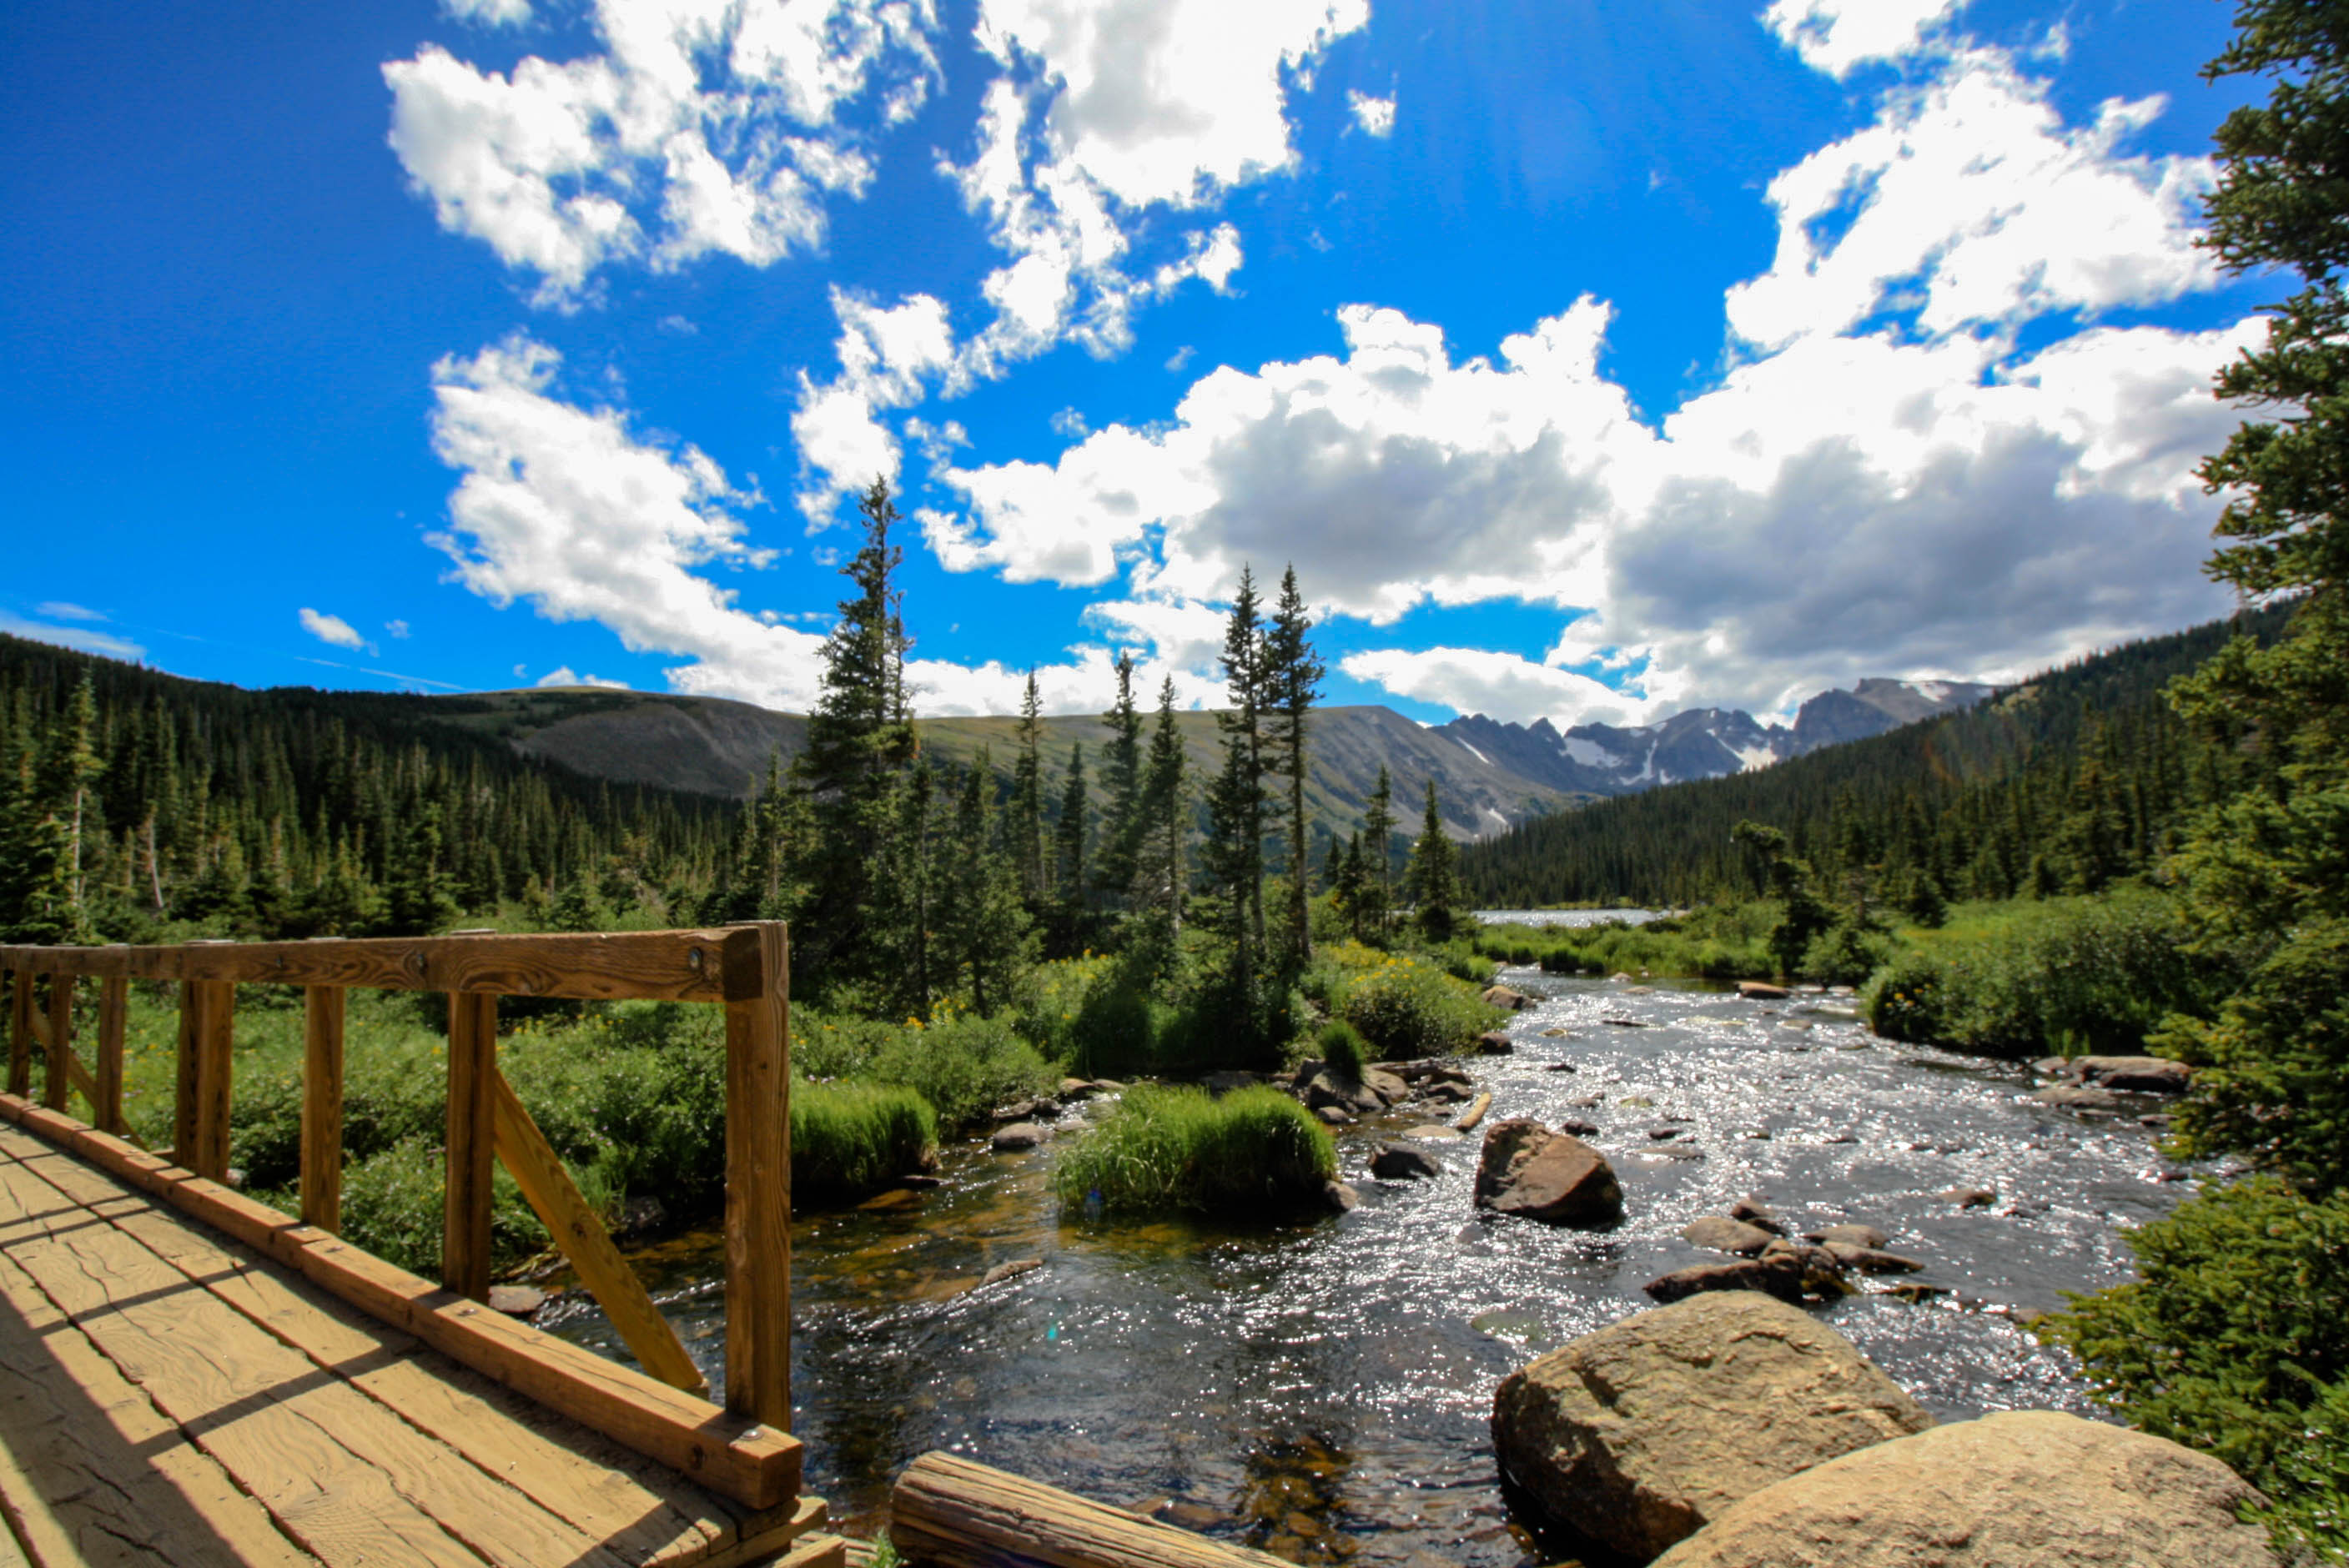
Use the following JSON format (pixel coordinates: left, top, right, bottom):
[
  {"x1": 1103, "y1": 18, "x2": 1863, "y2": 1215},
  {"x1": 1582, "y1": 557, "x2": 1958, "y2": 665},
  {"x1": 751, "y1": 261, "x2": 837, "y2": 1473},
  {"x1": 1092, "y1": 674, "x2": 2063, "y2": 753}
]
[
  {"x1": 1052, "y1": 1085, "x2": 1336, "y2": 1216},
  {"x1": 863, "y1": 1012, "x2": 1054, "y2": 1132},
  {"x1": 1315, "y1": 1019, "x2": 1368, "y2": 1083},
  {"x1": 792, "y1": 1082, "x2": 937, "y2": 1199},
  {"x1": 1330, "y1": 948, "x2": 1505, "y2": 1057},
  {"x1": 2037, "y1": 1178, "x2": 2349, "y2": 1560},
  {"x1": 1798, "y1": 918, "x2": 1892, "y2": 986},
  {"x1": 1863, "y1": 891, "x2": 2219, "y2": 1058},
  {"x1": 337, "y1": 1135, "x2": 547, "y2": 1277}
]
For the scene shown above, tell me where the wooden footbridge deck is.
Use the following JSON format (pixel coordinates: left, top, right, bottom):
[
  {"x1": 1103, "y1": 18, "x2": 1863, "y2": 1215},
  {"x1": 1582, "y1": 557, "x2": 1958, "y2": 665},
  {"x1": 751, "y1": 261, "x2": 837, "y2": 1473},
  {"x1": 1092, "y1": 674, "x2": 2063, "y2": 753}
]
[{"x1": 0, "y1": 927, "x2": 842, "y2": 1568}]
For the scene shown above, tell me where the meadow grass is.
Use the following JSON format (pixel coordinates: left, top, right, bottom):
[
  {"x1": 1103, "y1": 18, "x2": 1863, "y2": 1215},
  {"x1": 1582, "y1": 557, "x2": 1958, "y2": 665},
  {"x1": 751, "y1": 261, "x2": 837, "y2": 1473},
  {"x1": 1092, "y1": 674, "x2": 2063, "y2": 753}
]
[
  {"x1": 1052, "y1": 1085, "x2": 1336, "y2": 1216},
  {"x1": 792, "y1": 1081, "x2": 938, "y2": 1199}
]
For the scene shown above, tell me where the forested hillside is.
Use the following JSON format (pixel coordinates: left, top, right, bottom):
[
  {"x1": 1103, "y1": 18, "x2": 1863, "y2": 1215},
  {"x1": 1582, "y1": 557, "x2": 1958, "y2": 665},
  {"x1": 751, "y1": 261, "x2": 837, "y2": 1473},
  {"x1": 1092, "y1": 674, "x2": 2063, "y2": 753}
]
[
  {"x1": 1459, "y1": 602, "x2": 2295, "y2": 909},
  {"x1": 0, "y1": 634, "x2": 738, "y2": 942}
]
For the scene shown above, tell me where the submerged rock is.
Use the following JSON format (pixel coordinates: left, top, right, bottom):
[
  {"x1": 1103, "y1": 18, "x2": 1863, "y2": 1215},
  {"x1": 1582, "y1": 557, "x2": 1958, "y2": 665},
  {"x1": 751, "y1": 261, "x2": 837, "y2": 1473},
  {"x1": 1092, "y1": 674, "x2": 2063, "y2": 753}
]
[
  {"x1": 1681, "y1": 1216, "x2": 1777, "y2": 1256},
  {"x1": 1371, "y1": 1143, "x2": 1444, "y2": 1180},
  {"x1": 1491, "y1": 1292, "x2": 1933, "y2": 1563},
  {"x1": 978, "y1": 1257, "x2": 1044, "y2": 1289},
  {"x1": 1808, "y1": 1222, "x2": 1889, "y2": 1249},
  {"x1": 1649, "y1": 1410, "x2": 2280, "y2": 1568},
  {"x1": 1474, "y1": 1119, "x2": 1624, "y2": 1227},
  {"x1": 1728, "y1": 1198, "x2": 1783, "y2": 1234},
  {"x1": 1822, "y1": 1242, "x2": 1924, "y2": 1274}
]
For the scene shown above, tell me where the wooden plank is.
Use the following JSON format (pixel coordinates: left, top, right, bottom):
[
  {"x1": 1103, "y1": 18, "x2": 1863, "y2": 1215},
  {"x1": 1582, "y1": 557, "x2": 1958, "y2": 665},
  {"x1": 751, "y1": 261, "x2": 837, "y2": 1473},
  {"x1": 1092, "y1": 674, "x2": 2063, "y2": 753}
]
[
  {"x1": 300, "y1": 987, "x2": 344, "y2": 1234},
  {"x1": 171, "y1": 982, "x2": 199, "y2": 1179},
  {"x1": 0, "y1": 1096, "x2": 802, "y2": 1510},
  {"x1": 709, "y1": 1525, "x2": 845, "y2": 1568},
  {"x1": 94, "y1": 976, "x2": 126, "y2": 1135},
  {"x1": 891, "y1": 1454, "x2": 1295, "y2": 1568},
  {"x1": 490, "y1": 1068, "x2": 707, "y2": 1395},
  {"x1": 0, "y1": 1137, "x2": 639, "y2": 1568},
  {"x1": 0, "y1": 1243, "x2": 319, "y2": 1567},
  {"x1": 189, "y1": 980, "x2": 234, "y2": 1184},
  {"x1": 0, "y1": 928, "x2": 744, "y2": 1001},
  {"x1": 6, "y1": 971, "x2": 29, "y2": 1100},
  {"x1": 18, "y1": 1140, "x2": 765, "y2": 1568},
  {"x1": 444, "y1": 991, "x2": 496, "y2": 1303},
  {"x1": 38, "y1": 977, "x2": 72, "y2": 1116},
  {"x1": 724, "y1": 921, "x2": 792, "y2": 1430}
]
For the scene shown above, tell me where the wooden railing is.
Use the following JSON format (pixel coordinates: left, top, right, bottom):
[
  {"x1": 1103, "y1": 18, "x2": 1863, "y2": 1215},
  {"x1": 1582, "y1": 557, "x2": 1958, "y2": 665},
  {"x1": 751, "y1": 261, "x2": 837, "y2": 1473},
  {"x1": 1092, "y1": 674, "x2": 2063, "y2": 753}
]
[{"x1": 0, "y1": 924, "x2": 796, "y2": 1508}]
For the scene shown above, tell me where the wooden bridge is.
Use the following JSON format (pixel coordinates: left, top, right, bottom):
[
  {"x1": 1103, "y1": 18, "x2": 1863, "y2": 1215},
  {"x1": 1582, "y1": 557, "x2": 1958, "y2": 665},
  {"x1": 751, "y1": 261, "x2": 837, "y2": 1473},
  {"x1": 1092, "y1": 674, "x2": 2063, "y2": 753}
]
[{"x1": 0, "y1": 926, "x2": 839, "y2": 1568}]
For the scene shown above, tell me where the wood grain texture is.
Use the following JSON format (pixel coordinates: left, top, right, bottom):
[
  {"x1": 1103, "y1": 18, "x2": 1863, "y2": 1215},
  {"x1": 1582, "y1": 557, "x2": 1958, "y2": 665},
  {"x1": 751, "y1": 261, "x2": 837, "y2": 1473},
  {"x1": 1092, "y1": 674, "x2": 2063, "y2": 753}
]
[
  {"x1": 301, "y1": 987, "x2": 345, "y2": 1234},
  {"x1": 189, "y1": 980, "x2": 234, "y2": 1184},
  {"x1": 0, "y1": 1244, "x2": 318, "y2": 1567},
  {"x1": 491, "y1": 1068, "x2": 707, "y2": 1395},
  {"x1": 891, "y1": 1454, "x2": 1294, "y2": 1568},
  {"x1": 171, "y1": 981, "x2": 198, "y2": 1172},
  {"x1": 0, "y1": 928, "x2": 749, "y2": 1000},
  {"x1": 0, "y1": 1093, "x2": 803, "y2": 1511},
  {"x1": 0, "y1": 1133, "x2": 640, "y2": 1568},
  {"x1": 444, "y1": 991, "x2": 496, "y2": 1303},
  {"x1": 94, "y1": 976, "x2": 126, "y2": 1135},
  {"x1": 5, "y1": 971, "x2": 28, "y2": 1100},
  {"x1": 38, "y1": 978, "x2": 70, "y2": 1115},
  {"x1": 724, "y1": 921, "x2": 791, "y2": 1429}
]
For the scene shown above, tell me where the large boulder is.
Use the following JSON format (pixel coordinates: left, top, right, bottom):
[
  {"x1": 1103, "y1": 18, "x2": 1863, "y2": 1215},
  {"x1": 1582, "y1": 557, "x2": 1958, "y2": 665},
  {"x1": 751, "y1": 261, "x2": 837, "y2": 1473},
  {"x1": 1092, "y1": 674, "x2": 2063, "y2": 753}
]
[
  {"x1": 1649, "y1": 1410, "x2": 2280, "y2": 1567},
  {"x1": 1474, "y1": 1119, "x2": 1624, "y2": 1227},
  {"x1": 1492, "y1": 1292, "x2": 1933, "y2": 1562}
]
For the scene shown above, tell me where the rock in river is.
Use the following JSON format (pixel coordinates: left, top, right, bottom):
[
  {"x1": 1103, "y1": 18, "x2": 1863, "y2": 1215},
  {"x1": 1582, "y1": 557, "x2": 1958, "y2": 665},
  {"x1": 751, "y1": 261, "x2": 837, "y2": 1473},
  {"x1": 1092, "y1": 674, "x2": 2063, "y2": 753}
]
[
  {"x1": 1371, "y1": 1143, "x2": 1444, "y2": 1180},
  {"x1": 1491, "y1": 1291, "x2": 1933, "y2": 1563},
  {"x1": 1483, "y1": 984, "x2": 1537, "y2": 1011},
  {"x1": 990, "y1": 1122, "x2": 1049, "y2": 1151},
  {"x1": 1649, "y1": 1410, "x2": 2281, "y2": 1568},
  {"x1": 1681, "y1": 1215, "x2": 1777, "y2": 1256},
  {"x1": 1474, "y1": 1119, "x2": 1623, "y2": 1227},
  {"x1": 1808, "y1": 1222, "x2": 1889, "y2": 1249}
]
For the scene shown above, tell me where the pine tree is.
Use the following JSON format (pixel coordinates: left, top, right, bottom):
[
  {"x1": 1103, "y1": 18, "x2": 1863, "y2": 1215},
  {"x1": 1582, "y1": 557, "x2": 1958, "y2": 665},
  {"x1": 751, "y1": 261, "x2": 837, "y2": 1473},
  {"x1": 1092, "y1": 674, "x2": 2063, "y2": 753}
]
[
  {"x1": 794, "y1": 478, "x2": 919, "y2": 992},
  {"x1": 1012, "y1": 671, "x2": 1049, "y2": 912},
  {"x1": 1260, "y1": 565, "x2": 1325, "y2": 968},
  {"x1": 1094, "y1": 652, "x2": 1144, "y2": 902},
  {"x1": 1054, "y1": 742, "x2": 1088, "y2": 950},
  {"x1": 1361, "y1": 765, "x2": 1397, "y2": 942},
  {"x1": 1403, "y1": 780, "x2": 1462, "y2": 942},
  {"x1": 1132, "y1": 677, "x2": 1190, "y2": 952},
  {"x1": 1203, "y1": 572, "x2": 1269, "y2": 1008},
  {"x1": 943, "y1": 751, "x2": 1033, "y2": 1014}
]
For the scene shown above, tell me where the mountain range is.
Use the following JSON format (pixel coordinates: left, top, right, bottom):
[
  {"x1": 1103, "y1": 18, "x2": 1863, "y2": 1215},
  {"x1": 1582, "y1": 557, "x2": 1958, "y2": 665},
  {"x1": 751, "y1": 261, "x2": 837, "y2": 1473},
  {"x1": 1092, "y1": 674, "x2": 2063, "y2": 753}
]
[{"x1": 442, "y1": 675, "x2": 1992, "y2": 847}]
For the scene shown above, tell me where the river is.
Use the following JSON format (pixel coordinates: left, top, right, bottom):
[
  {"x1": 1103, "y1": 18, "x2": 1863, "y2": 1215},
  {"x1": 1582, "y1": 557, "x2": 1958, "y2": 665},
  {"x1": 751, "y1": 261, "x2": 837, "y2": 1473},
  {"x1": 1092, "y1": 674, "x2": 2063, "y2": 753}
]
[{"x1": 546, "y1": 967, "x2": 2196, "y2": 1565}]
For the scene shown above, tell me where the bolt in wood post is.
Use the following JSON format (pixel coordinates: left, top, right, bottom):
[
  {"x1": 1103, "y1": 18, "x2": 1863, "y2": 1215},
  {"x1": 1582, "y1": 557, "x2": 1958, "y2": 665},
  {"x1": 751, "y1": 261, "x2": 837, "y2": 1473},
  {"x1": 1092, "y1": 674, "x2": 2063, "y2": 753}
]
[
  {"x1": 95, "y1": 977, "x2": 127, "y2": 1134},
  {"x1": 6, "y1": 969, "x2": 31, "y2": 1099},
  {"x1": 722, "y1": 922, "x2": 792, "y2": 1429},
  {"x1": 302, "y1": 986, "x2": 346, "y2": 1234},
  {"x1": 444, "y1": 990, "x2": 497, "y2": 1302},
  {"x1": 42, "y1": 974, "x2": 76, "y2": 1113}
]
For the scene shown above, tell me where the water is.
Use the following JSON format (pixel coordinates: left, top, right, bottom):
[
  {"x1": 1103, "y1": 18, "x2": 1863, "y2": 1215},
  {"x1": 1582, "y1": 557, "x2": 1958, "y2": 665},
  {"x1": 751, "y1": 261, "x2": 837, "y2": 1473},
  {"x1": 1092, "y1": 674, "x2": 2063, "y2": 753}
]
[
  {"x1": 543, "y1": 973, "x2": 2197, "y2": 1565},
  {"x1": 1474, "y1": 909, "x2": 1667, "y2": 928}
]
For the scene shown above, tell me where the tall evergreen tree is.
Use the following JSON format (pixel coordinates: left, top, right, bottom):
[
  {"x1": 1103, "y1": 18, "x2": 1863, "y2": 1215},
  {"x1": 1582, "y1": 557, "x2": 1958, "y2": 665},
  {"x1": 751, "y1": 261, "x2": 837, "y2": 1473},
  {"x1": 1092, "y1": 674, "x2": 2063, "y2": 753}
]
[
  {"x1": 1012, "y1": 671, "x2": 1049, "y2": 912},
  {"x1": 943, "y1": 751, "x2": 1033, "y2": 1014},
  {"x1": 1054, "y1": 742, "x2": 1089, "y2": 948},
  {"x1": 794, "y1": 478, "x2": 918, "y2": 992},
  {"x1": 1133, "y1": 676, "x2": 1190, "y2": 951},
  {"x1": 1203, "y1": 572, "x2": 1269, "y2": 1005},
  {"x1": 1361, "y1": 765, "x2": 1397, "y2": 942},
  {"x1": 1261, "y1": 565, "x2": 1325, "y2": 967},
  {"x1": 1094, "y1": 652, "x2": 1144, "y2": 902},
  {"x1": 1402, "y1": 780, "x2": 1462, "y2": 942}
]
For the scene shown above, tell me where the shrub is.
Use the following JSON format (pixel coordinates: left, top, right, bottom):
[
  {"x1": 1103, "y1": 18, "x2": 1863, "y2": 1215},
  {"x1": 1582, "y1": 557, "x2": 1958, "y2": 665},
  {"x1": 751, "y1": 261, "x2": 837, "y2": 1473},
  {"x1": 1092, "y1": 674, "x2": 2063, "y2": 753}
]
[
  {"x1": 1052, "y1": 1085, "x2": 1336, "y2": 1216},
  {"x1": 1325, "y1": 946, "x2": 1505, "y2": 1057},
  {"x1": 1315, "y1": 1019, "x2": 1368, "y2": 1083},
  {"x1": 2037, "y1": 1178, "x2": 2349, "y2": 1560},
  {"x1": 1798, "y1": 918, "x2": 1892, "y2": 987},
  {"x1": 338, "y1": 1135, "x2": 546, "y2": 1277},
  {"x1": 1862, "y1": 953, "x2": 1949, "y2": 1043},
  {"x1": 792, "y1": 1082, "x2": 937, "y2": 1199},
  {"x1": 862, "y1": 1012, "x2": 1054, "y2": 1132}
]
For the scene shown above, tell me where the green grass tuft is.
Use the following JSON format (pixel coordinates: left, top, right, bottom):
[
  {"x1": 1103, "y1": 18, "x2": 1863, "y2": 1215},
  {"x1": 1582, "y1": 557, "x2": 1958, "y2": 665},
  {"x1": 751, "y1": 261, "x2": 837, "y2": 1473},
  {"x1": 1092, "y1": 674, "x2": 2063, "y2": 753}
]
[
  {"x1": 1053, "y1": 1085, "x2": 1336, "y2": 1216},
  {"x1": 792, "y1": 1081, "x2": 938, "y2": 1199}
]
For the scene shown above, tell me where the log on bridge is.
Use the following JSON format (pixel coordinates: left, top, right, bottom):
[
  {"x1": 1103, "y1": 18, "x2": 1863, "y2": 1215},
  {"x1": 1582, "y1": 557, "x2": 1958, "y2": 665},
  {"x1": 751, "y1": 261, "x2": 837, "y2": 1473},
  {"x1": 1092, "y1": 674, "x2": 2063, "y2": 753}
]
[{"x1": 890, "y1": 1453, "x2": 1292, "y2": 1568}]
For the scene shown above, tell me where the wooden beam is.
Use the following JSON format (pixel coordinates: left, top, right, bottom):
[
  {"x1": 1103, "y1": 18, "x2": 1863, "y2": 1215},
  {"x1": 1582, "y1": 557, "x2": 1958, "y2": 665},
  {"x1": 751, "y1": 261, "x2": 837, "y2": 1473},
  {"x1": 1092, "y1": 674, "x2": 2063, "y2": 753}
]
[
  {"x1": 490, "y1": 1068, "x2": 707, "y2": 1395},
  {"x1": 890, "y1": 1453, "x2": 1295, "y2": 1568},
  {"x1": 0, "y1": 928, "x2": 743, "y2": 1000},
  {"x1": 0, "y1": 1093, "x2": 802, "y2": 1510},
  {"x1": 188, "y1": 980, "x2": 234, "y2": 1183},
  {"x1": 95, "y1": 976, "x2": 126, "y2": 1134},
  {"x1": 5, "y1": 969, "x2": 28, "y2": 1098},
  {"x1": 723, "y1": 922, "x2": 790, "y2": 1430},
  {"x1": 171, "y1": 981, "x2": 199, "y2": 1173},
  {"x1": 302, "y1": 986, "x2": 345, "y2": 1234},
  {"x1": 444, "y1": 990, "x2": 497, "y2": 1303},
  {"x1": 40, "y1": 975, "x2": 73, "y2": 1113}
]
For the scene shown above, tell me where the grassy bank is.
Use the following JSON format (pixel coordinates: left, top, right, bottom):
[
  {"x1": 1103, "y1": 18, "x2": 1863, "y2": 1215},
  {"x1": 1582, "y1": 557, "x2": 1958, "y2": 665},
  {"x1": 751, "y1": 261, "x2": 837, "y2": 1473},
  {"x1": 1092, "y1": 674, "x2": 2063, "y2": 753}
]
[
  {"x1": 1467, "y1": 904, "x2": 1775, "y2": 981},
  {"x1": 1052, "y1": 1085, "x2": 1336, "y2": 1215}
]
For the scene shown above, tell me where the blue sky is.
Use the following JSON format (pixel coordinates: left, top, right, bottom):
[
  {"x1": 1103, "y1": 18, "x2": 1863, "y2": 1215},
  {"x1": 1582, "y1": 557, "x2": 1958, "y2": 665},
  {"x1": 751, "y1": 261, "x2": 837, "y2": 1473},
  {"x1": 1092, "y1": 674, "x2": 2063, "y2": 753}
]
[{"x1": 0, "y1": 0, "x2": 2271, "y2": 727}]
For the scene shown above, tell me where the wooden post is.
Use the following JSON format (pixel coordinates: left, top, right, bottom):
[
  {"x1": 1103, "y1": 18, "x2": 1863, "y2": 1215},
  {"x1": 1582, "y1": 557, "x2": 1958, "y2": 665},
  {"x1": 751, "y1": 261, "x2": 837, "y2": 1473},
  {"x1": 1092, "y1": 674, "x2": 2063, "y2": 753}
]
[
  {"x1": 722, "y1": 922, "x2": 791, "y2": 1430},
  {"x1": 444, "y1": 990, "x2": 497, "y2": 1302},
  {"x1": 42, "y1": 974, "x2": 76, "y2": 1113},
  {"x1": 171, "y1": 979, "x2": 199, "y2": 1166},
  {"x1": 301, "y1": 986, "x2": 345, "y2": 1234},
  {"x1": 6, "y1": 969, "x2": 30, "y2": 1098},
  {"x1": 95, "y1": 977, "x2": 127, "y2": 1134},
  {"x1": 187, "y1": 980, "x2": 234, "y2": 1181},
  {"x1": 490, "y1": 1068, "x2": 707, "y2": 1395}
]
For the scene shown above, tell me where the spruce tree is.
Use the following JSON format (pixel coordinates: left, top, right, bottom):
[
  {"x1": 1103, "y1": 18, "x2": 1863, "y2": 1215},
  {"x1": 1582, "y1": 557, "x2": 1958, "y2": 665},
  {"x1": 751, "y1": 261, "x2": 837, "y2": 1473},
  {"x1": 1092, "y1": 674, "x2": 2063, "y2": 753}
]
[
  {"x1": 1012, "y1": 672, "x2": 1049, "y2": 912},
  {"x1": 1094, "y1": 652, "x2": 1144, "y2": 903},
  {"x1": 1361, "y1": 766, "x2": 1397, "y2": 942},
  {"x1": 1054, "y1": 742, "x2": 1088, "y2": 950},
  {"x1": 1133, "y1": 676, "x2": 1190, "y2": 952},
  {"x1": 1403, "y1": 780, "x2": 1462, "y2": 942},
  {"x1": 943, "y1": 751, "x2": 1033, "y2": 1014},
  {"x1": 1260, "y1": 565, "x2": 1325, "y2": 967},
  {"x1": 1203, "y1": 572, "x2": 1269, "y2": 1010}
]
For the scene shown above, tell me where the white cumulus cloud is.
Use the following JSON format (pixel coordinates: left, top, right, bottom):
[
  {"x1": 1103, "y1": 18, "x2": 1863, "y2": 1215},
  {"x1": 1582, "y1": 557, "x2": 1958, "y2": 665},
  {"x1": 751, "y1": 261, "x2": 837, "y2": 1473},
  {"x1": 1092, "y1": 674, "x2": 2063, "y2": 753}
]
[
  {"x1": 1763, "y1": 0, "x2": 1965, "y2": 77},
  {"x1": 299, "y1": 608, "x2": 370, "y2": 651},
  {"x1": 536, "y1": 666, "x2": 631, "y2": 688},
  {"x1": 1346, "y1": 90, "x2": 1394, "y2": 138}
]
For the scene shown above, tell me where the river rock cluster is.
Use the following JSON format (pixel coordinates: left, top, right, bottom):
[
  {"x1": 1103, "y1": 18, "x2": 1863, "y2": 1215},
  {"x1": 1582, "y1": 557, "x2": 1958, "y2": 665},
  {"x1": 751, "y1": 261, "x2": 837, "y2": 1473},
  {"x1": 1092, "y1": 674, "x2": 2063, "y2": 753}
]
[{"x1": 1491, "y1": 1290, "x2": 2282, "y2": 1566}]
